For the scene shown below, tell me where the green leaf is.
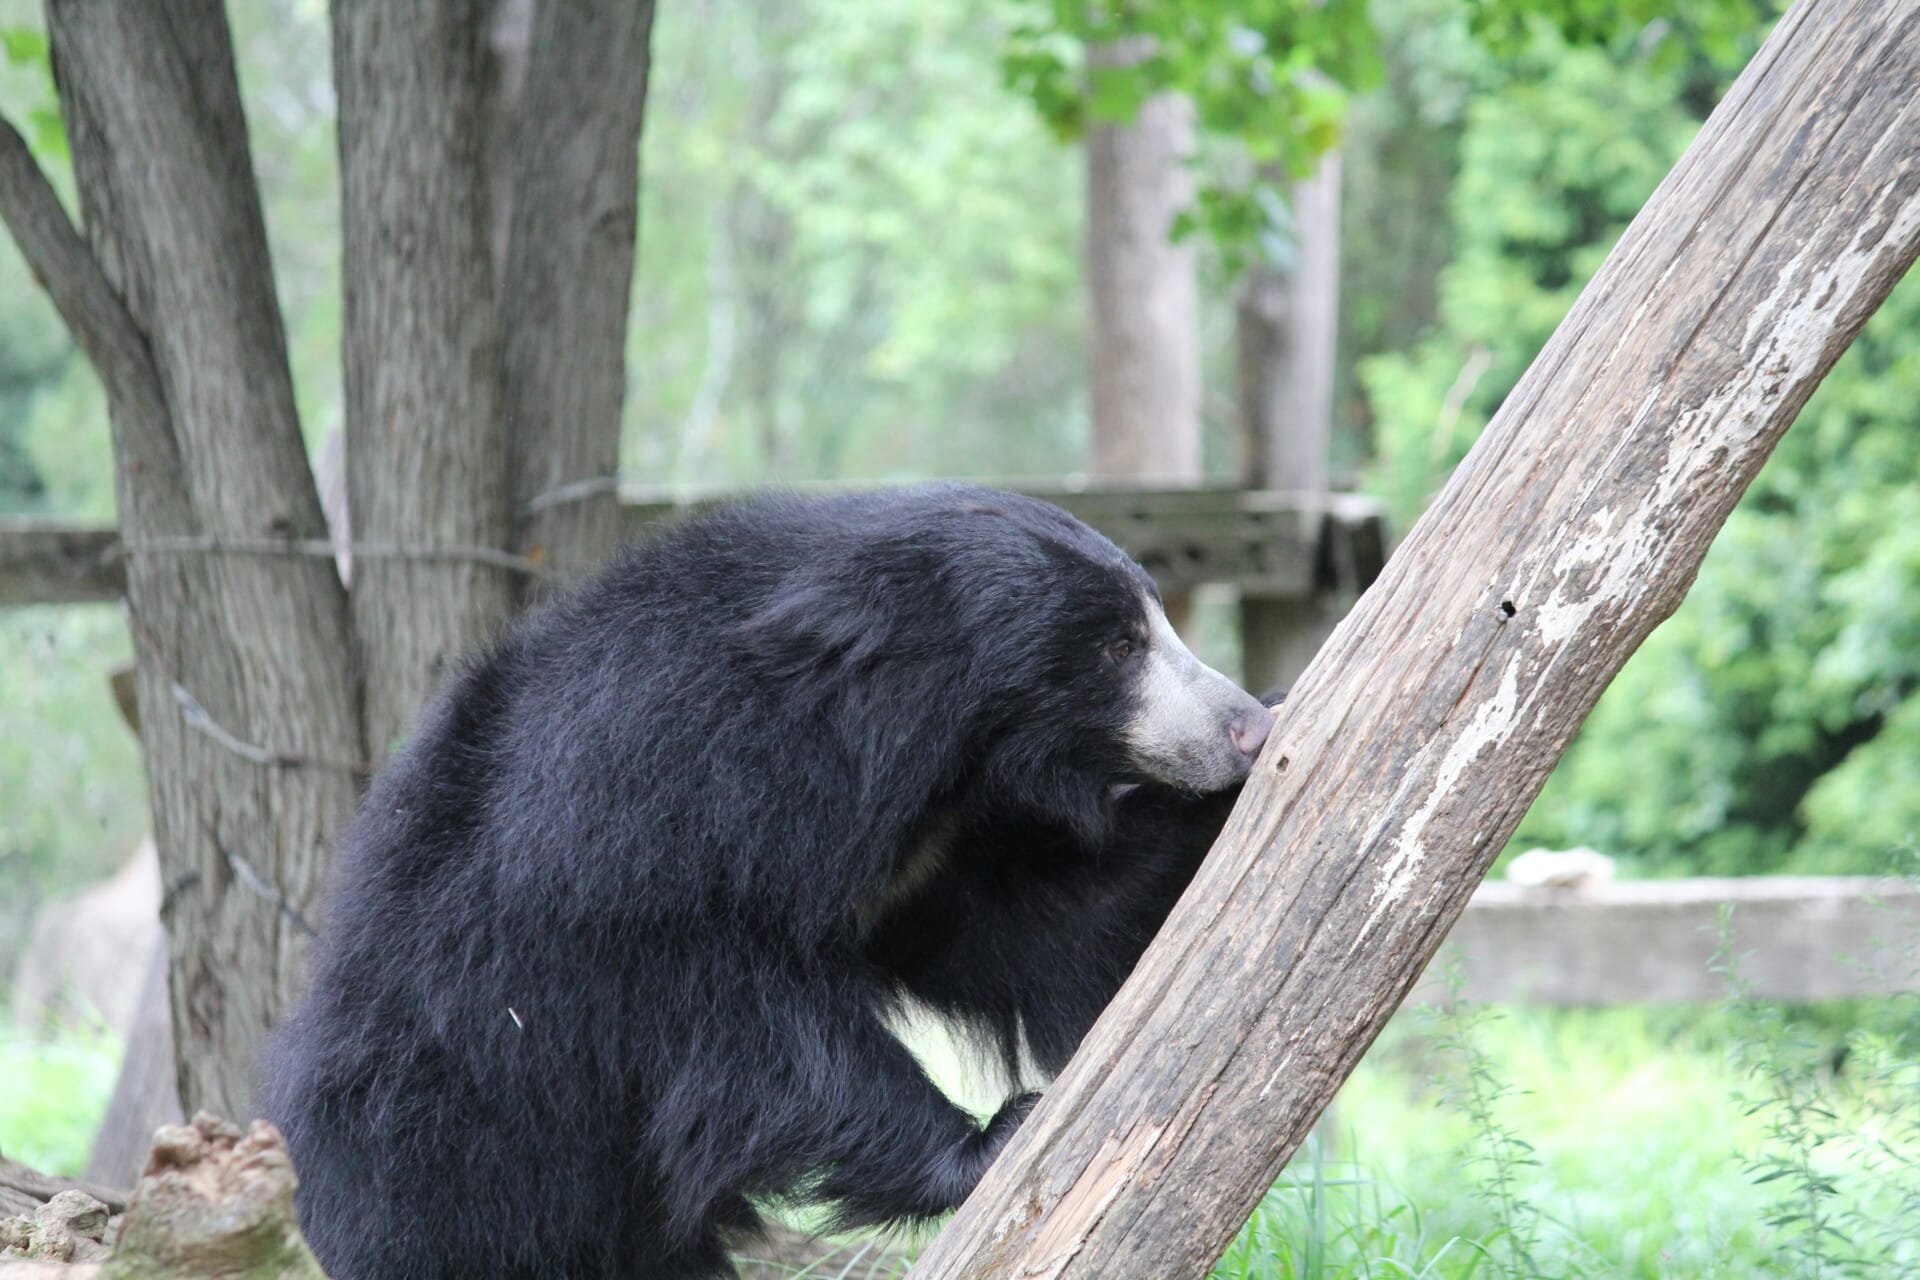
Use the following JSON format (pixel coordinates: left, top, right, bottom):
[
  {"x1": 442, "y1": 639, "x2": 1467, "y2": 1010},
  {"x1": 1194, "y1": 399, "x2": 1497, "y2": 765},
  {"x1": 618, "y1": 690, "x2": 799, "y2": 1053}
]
[{"x1": 2, "y1": 26, "x2": 48, "y2": 68}]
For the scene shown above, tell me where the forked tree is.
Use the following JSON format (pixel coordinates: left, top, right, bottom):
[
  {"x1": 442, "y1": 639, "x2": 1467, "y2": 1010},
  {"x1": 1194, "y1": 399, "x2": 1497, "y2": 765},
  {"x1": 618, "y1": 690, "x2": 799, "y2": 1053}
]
[{"x1": 0, "y1": 0, "x2": 655, "y2": 1119}]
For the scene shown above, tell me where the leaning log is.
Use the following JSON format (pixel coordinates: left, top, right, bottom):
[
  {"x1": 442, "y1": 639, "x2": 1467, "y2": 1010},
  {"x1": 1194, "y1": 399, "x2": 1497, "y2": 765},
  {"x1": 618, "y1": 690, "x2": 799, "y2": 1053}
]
[{"x1": 910, "y1": 1, "x2": 1920, "y2": 1275}]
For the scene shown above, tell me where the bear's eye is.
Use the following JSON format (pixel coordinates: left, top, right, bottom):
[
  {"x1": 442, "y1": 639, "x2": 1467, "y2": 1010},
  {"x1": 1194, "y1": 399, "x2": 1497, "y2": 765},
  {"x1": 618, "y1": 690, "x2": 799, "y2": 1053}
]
[{"x1": 1105, "y1": 637, "x2": 1138, "y2": 663}]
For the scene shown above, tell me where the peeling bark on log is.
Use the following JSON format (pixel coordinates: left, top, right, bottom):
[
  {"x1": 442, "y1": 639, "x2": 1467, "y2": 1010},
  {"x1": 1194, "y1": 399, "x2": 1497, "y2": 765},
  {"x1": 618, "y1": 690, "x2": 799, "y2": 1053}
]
[
  {"x1": 1, "y1": 1116, "x2": 324, "y2": 1279},
  {"x1": 910, "y1": 3, "x2": 1920, "y2": 1276}
]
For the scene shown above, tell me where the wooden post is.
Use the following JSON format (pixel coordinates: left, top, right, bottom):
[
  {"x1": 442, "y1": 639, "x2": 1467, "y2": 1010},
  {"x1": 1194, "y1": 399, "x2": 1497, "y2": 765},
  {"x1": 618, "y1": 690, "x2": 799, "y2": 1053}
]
[
  {"x1": 910, "y1": 3, "x2": 1920, "y2": 1276},
  {"x1": 1237, "y1": 155, "x2": 1343, "y2": 692}
]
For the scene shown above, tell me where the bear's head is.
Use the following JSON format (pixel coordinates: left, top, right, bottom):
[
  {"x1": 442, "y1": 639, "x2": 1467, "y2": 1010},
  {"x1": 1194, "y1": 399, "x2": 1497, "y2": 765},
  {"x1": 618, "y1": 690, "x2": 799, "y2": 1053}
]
[
  {"x1": 928, "y1": 488, "x2": 1272, "y2": 834},
  {"x1": 743, "y1": 485, "x2": 1273, "y2": 842}
]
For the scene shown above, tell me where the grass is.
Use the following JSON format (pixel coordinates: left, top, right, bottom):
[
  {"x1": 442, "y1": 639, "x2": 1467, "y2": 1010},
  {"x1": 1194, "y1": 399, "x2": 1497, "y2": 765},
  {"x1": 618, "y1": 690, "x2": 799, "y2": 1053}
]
[{"x1": 1210, "y1": 998, "x2": 1920, "y2": 1279}]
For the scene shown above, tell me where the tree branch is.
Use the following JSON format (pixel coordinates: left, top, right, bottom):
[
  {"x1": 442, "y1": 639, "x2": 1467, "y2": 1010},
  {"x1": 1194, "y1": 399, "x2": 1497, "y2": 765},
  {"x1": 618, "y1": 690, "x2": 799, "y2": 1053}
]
[
  {"x1": 0, "y1": 111, "x2": 173, "y2": 465},
  {"x1": 912, "y1": 1, "x2": 1920, "y2": 1275}
]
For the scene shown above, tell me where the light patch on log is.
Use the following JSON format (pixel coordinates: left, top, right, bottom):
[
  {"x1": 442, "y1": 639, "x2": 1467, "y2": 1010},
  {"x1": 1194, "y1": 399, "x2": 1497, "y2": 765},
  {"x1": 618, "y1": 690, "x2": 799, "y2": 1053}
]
[
  {"x1": 1359, "y1": 656, "x2": 1523, "y2": 946},
  {"x1": 1257, "y1": 1049, "x2": 1296, "y2": 1100},
  {"x1": 1016, "y1": 1122, "x2": 1166, "y2": 1280},
  {"x1": 1529, "y1": 505, "x2": 1620, "y2": 648},
  {"x1": 1744, "y1": 165, "x2": 1920, "y2": 355}
]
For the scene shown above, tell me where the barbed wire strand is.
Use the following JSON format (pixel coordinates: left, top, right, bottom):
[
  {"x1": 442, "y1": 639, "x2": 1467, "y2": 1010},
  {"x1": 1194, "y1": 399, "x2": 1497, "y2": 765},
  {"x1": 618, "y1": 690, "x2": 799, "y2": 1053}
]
[{"x1": 118, "y1": 534, "x2": 552, "y2": 579}]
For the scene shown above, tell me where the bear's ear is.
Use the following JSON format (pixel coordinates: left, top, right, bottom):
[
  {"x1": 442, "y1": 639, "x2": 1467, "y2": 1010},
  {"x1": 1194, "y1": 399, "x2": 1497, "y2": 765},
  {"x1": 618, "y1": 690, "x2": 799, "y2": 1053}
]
[{"x1": 743, "y1": 573, "x2": 889, "y2": 672}]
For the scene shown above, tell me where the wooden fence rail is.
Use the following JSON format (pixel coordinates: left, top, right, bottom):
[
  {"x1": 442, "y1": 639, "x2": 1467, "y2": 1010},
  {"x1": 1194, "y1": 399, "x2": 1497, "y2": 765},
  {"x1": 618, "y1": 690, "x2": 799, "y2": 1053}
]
[
  {"x1": 0, "y1": 518, "x2": 123, "y2": 605},
  {"x1": 0, "y1": 485, "x2": 1389, "y2": 608},
  {"x1": 1430, "y1": 876, "x2": 1920, "y2": 1005}
]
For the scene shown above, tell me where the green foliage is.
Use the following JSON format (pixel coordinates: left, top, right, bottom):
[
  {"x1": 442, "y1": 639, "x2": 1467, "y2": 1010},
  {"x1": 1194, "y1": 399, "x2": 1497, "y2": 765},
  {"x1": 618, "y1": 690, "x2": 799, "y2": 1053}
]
[
  {"x1": 1420, "y1": 991, "x2": 1545, "y2": 1277},
  {"x1": 1005, "y1": 0, "x2": 1381, "y2": 155},
  {"x1": 1003, "y1": 0, "x2": 1380, "y2": 267},
  {"x1": 1358, "y1": 25, "x2": 1714, "y2": 524},
  {"x1": 0, "y1": 11, "x2": 72, "y2": 514},
  {"x1": 1354, "y1": 4, "x2": 1920, "y2": 875},
  {"x1": 1715, "y1": 914, "x2": 1920, "y2": 1277},
  {"x1": 630, "y1": 0, "x2": 1088, "y2": 487},
  {"x1": 1198, "y1": 999, "x2": 1920, "y2": 1279},
  {"x1": 1000, "y1": 0, "x2": 1766, "y2": 270},
  {"x1": 1461, "y1": 0, "x2": 1765, "y2": 64},
  {"x1": 1, "y1": 20, "x2": 62, "y2": 157},
  {"x1": 0, "y1": 1018, "x2": 119, "y2": 1177}
]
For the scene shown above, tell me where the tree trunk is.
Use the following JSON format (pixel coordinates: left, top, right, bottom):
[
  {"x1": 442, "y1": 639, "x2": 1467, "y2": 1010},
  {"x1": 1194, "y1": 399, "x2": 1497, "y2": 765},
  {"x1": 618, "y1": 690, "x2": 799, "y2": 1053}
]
[
  {"x1": 910, "y1": 2, "x2": 1920, "y2": 1275},
  {"x1": 1237, "y1": 157, "x2": 1340, "y2": 499},
  {"x1": 41, "y1": 1, "x2": 365, "y2": 1121},
  {"x1": 334, "y1": 0, "x2": 518, "y2": 760},
  {"x1": 4, "y1": 0, "x2": 657, "y2": 1127},
  {"x1": 1237, "y1": 156, "x2": 1344, "y2": 693},
  {"x1": 1083, "y1": 41, "x2": 1201, "y2": 481},
  {"x1": 500, "y1": 0, "x2": 657, "y2": 586}
]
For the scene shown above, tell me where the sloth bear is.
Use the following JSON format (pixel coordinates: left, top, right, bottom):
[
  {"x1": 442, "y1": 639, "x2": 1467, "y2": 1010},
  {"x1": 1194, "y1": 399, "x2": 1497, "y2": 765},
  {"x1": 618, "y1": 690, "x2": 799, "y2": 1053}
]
[{"x1": 262, "y1": 484, "x2": 1274, "y2": 1280}]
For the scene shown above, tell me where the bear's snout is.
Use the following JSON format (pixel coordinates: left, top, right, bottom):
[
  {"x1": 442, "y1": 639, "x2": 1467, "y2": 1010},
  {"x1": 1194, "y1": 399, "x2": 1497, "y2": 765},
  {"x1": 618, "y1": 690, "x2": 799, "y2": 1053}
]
[{"x1": 1227, "y1": 707, "x2": 1273, "y2": 759}]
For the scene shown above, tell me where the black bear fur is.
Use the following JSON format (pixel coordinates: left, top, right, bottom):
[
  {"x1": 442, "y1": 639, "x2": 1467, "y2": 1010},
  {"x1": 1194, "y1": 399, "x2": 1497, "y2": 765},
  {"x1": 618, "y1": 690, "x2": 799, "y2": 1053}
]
[{"x1": 261, "y1": 485, "x2": 1270, "y2": 1279}]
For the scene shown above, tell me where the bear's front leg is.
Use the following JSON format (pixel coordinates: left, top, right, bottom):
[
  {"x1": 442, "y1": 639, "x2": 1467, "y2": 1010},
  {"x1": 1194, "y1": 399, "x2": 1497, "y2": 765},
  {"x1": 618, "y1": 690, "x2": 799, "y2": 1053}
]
[{"x1": 805, "y1": 1004, "x2": 1042, "y2": 1228}]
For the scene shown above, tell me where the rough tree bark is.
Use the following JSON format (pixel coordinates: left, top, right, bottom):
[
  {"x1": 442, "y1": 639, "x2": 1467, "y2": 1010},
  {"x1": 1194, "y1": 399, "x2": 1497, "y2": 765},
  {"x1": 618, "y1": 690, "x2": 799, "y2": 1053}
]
[
  {"x1": 38, "y1": 1, "x2": 366, "y2": 1122},
  {"x1": 0, "y1": 0, "x2": 656, "y2": 1125},
  {"x1": 500, "y1": 0, "x2": 657, "y2": 586},
  {"x1": 333, "y1": 0, "x2": 518, "y2": 761},
  {"x1": 1084, "y1": 41, "x2": 1201, "y2": 481},
  {"x1": 911, "y1": 2, "x2": 1920, "y2": 1275}
]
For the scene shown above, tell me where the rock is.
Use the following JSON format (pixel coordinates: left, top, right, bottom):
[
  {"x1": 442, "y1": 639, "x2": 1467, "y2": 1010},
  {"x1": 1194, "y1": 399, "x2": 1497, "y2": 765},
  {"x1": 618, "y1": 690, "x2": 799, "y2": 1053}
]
[{"x1": 0, "y1": 1189, "x2": 113, "y2": 1263}]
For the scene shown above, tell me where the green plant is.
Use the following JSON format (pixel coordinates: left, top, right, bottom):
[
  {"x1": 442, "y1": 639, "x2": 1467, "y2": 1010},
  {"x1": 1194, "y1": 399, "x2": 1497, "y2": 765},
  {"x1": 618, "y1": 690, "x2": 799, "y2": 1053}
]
[
  {"x1": 1418, "y1": 987, "x2": 1550, "y2": 1280},
  {"x1": 1714, "y1": 905, "x2": 1920, "y2": 1278},
  {"x1": 0, "y1": 1018, "x2": 120, "y2": 1177}
]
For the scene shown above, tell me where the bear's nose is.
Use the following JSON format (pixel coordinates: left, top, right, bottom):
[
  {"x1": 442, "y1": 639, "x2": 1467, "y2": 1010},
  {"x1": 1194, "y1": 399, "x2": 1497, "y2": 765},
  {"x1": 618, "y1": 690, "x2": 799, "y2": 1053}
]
[{"x1": 1227, "y1": 708, "x2": 1272, "y2": 758}]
